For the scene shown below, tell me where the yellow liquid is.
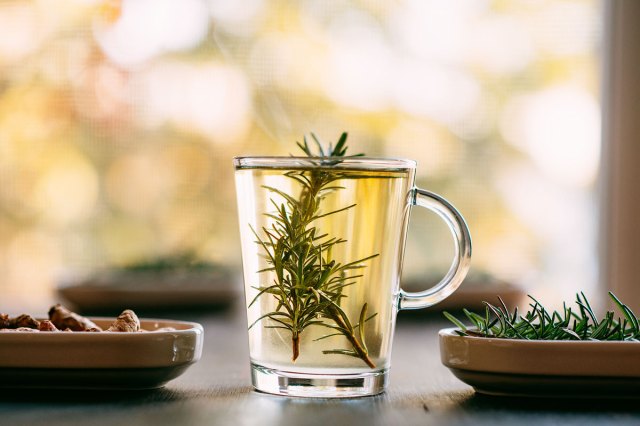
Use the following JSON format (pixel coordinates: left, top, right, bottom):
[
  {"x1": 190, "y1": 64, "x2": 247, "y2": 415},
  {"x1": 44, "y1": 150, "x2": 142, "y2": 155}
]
[{"x1": 235, "y1": 167, "x2": 413, "y2": 374}]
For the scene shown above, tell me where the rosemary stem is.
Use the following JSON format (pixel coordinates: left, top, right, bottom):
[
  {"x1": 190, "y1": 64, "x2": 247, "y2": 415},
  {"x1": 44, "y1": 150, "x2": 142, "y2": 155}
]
[
  {"x1": 328, "y1": 307, "x2": 376, "y2": 368},
  {"x1": 292, "y1": 334, "x2": 300, "y2": 361}
]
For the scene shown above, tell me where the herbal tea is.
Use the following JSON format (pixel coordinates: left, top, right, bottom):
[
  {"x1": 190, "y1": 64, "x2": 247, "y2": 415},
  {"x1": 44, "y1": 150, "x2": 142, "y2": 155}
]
[
  {"x1": 236, "y1": 166, "x2": 413, "y2": 374},
  {"x1": 235, "y1": 133, "x2": 471, "y2": 397}
]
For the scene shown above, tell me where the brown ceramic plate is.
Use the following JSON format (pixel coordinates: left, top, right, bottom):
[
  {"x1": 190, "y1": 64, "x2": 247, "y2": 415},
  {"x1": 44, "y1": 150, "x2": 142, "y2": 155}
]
[
  {"x1": 58, "y1": 268, "x2": 239, "y2": 311},
  {"x1": 403, "y1": 276, "x2": 526, "y2": 312},
  {"x1": 0, "y1": 318, "x2": 203, "y2": 390},
  {"x1": 439, "y1": 328, "x2": 640, "y2": 398}
]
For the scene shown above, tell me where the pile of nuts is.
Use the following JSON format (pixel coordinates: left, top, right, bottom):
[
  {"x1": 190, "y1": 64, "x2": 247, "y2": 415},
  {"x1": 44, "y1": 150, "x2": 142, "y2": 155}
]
[{"x1": 0, "y1": 304, "x2": 141, "y2": 332}]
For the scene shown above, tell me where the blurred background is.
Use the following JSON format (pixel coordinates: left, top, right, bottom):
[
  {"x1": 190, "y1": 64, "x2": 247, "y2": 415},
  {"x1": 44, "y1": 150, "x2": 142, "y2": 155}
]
[{"x1": 0, "y1": 0, "x2": 601, "y2": 312}]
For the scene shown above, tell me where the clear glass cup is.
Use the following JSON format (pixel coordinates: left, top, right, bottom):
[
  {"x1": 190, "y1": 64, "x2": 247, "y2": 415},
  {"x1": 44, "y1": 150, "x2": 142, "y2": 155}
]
[{"x1": 234, "y1": 156, "x2": 471, "y2": 397}]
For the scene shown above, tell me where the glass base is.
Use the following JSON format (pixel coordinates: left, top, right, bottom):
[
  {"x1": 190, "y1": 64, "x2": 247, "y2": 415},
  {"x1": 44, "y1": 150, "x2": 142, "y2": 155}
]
[{"x1": 250, "y1": 363, "x2": 388, "y2": 398}]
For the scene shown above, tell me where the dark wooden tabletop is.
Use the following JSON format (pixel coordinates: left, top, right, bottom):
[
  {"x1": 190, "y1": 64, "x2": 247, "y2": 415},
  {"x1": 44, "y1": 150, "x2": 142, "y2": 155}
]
[{"x1": 1, "y1": 307, "x2": 639, "y2": 426}]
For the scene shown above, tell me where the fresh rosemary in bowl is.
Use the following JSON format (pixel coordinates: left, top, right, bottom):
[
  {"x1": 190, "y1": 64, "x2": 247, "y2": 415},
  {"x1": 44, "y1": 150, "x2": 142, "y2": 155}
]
[{"x1": 444, "y1": 292, "x2": 640, "y2": 341}]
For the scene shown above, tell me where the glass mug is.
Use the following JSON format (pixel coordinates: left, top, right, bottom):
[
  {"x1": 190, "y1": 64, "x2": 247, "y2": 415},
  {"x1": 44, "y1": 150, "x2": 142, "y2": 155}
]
[{"x1": 234, "y1": 157, "x2": 471, "y2": 397}]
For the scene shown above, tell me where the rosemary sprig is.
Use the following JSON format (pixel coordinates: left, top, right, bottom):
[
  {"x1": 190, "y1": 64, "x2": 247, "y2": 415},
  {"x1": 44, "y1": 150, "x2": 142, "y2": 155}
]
[
  {"x1": 445, "y1": 292, "x2": 640, "y2": 341},
  {"x1": 249, "y1": 132, "x2": 379, "y2": 367}
]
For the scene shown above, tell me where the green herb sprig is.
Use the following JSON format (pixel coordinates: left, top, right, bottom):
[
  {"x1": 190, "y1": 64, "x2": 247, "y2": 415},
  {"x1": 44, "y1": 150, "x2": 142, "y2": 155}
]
[
  {"x1": 445, "y1": 292, "x2": 640, "y2": 341},
  {"x1": 249, "y1": 132, "x2": 378, "y2": 367}
]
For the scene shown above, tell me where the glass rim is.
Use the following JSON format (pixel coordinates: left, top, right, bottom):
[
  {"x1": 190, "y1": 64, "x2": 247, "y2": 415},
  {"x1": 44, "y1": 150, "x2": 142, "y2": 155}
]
[{"x1": 234, "y1": 156, "x2": 416, "y2": 171}]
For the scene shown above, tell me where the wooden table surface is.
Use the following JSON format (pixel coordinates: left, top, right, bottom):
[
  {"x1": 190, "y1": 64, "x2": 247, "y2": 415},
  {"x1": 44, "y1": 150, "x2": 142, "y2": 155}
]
[{"x1": 1, "y1": 307, "x2": 639, "y2": 426}]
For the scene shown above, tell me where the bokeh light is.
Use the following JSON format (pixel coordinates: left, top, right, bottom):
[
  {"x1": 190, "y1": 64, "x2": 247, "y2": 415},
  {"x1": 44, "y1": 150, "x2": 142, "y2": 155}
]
[
  {"x1": 94, "y1": 0, "x2": 209, "y2": 67},
  {"x1": 0, "y1": 0, "x2": 601, "y2": 310},
  {"x1": 500, "y1": 85, "x2": 600, "y2": 187},
  {"x1": 134, "y1": 61, "x2": 251, "y2": 142}
]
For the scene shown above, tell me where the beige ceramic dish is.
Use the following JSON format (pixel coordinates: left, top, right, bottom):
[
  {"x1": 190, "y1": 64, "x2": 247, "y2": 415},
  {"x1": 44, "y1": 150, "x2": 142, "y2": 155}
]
[
  {"x1": 439, "y1": 327, "x2": 640, "y2": 398},
  {"x1": 0, "y1": 318, "x2": 203, "y2": 390}
]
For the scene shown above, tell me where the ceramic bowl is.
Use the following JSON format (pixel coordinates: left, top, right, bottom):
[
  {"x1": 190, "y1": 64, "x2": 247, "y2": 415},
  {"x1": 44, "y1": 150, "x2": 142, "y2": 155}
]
[
  {"x1": 0, "y1": 318, "x2": 203, "y2": 390},
  {"x1": 439, "y1": 327, "x2": 640, "y2": 397}
]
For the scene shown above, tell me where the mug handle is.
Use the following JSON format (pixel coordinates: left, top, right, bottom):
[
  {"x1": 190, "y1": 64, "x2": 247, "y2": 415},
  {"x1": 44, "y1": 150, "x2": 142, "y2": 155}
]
[{"x1": 398, "y1": 188, "x2": 472, "y2": 310}]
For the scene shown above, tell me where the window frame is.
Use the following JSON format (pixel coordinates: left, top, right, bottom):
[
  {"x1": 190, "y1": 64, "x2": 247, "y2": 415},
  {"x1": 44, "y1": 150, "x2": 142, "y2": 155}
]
[{"x1": 600, "y1": 0, "x2": 640, "y2": 310}]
